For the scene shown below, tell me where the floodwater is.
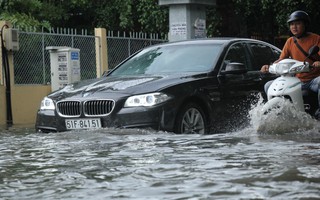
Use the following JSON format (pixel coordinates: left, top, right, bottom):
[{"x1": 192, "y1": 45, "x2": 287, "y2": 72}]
[{"x1": 1, "y1": 102, "x2": 320, "y2": 199}]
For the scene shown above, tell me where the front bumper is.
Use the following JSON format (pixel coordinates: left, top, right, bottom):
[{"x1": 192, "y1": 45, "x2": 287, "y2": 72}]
[{"x1": 35, "y1": 103, "x2": 177, "y2": 133}]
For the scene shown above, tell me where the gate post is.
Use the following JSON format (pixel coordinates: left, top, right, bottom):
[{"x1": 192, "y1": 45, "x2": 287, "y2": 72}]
[
  {"x1": 0, "y1": 21, "x2": 14, "y2": 127},
  {"x1": 95, "y1": 28, "x2": 108, "y2": 77}
]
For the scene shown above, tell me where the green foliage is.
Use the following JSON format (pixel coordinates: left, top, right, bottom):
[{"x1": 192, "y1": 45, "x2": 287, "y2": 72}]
[
  {"x1": 231, "y1": 0, "x2": 320, "y2": 35},
  {"x1": 0, "y1": 0, "x2": 53, "y2": 31},
  {"x1": 137, "y1": 0, "x2": 168, "y2": 34},
  {"x1": 0, "y1": 11, "x2": 50, "y2": 31},
  {"x1": 206, "y1": 7, "x2": 222, "y2": 37},
  {"x1": 92, "y1": 0, "x2": 168, "y2": 34},
  {"x1": 92, "y1": 0, "x2": 132, "y2": 31},
  {"x1": 1, "y1": 0, "x2": 319, "y2": 39}
]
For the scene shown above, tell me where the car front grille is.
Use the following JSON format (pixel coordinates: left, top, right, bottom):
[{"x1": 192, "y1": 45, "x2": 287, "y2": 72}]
[
  {"x1": 57, "y1": 100, "x2": 114, "y2": 117},
  {"x1": 57, "y1": 101, "x2": 81, "y2": 116},
  {"x1": 84, "y1": 100, "x2": 114, "y2": 116}
]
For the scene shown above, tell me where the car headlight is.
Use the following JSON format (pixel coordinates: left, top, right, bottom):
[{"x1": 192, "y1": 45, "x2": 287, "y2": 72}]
[
  {"x1": 124, "y1": 92, "x2": 171, "y2": 107},
  {"x1": 40, "y1": 97, "x2": 55, "y2": 110}
]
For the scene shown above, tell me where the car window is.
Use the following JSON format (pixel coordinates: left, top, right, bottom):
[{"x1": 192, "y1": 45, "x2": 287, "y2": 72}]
[
  {"x1": 248, "y1": 42, "x2": 280, "y2": 71},
  {"x1": 272, "y1": 47, "x2": 281, "y2": 59},
  {"x1": 109, "y1": 44, "x2": 223, "y2": 76},
  {"x1": 222, "y1": 43, "x2": 248, "y2": 70}
]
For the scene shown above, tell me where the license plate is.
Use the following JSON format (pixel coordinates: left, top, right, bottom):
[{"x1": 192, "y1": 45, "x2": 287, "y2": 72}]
[{"x1": 65, "y1": 118, "x2": 102, "y2": 130}]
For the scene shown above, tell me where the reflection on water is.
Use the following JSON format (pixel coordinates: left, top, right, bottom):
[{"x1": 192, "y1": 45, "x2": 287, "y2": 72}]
[{"x1": 0, "y1": 124, "x2": 320, "y2": 199}]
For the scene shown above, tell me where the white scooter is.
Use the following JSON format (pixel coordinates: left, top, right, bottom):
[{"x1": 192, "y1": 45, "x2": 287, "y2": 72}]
[{"x1": 262, "y1": 46, "x2": 320, "y2": 116}]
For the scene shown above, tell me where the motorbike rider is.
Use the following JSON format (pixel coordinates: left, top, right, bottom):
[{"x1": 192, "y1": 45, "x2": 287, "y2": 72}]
[{"x1": 261, "y1": 10, "x2": 320, "y2": 118}]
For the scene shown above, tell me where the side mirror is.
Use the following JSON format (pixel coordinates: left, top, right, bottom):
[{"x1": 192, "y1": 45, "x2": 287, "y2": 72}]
[{"x1": 221, "y1": 62, "x2": 247, "y2": 75}]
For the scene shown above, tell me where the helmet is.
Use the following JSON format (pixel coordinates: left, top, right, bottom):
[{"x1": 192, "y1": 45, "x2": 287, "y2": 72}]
[{"x1": 287, "y1": 10, "x2": 311, "y2": 25}]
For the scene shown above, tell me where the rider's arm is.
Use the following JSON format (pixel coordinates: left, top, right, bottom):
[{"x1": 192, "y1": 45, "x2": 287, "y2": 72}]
[
  {"x1": 260, "y1": 58, "x2": 282, "y2": 73},
  {"x1": 260, "y1": 38, "x2": 292, "y2": 73},
  {"x1": 312, "y1": 39, "x2": 320, "y2": 67}
]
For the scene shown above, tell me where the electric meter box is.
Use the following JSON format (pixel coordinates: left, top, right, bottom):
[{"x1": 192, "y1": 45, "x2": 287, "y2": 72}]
[
  {"x1": 3, "y1": 28, "x2": 19, "y2": 51},
  {"x1": 46, "y1": 46, "x2": 80, "y2": 91}
]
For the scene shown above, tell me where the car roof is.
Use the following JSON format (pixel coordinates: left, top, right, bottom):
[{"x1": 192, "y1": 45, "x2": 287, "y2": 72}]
[
  {"x1": 152, "y1": 38, "x2": 279, "y2": 49},
  {"x1": 170, "y1": 38, "x2": 242, "y2": 43},
  {"x1": 150, "y1": 37, "x2": 281, "y2": 51}
]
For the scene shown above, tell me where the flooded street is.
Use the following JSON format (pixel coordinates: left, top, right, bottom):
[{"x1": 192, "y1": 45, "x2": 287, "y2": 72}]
[{"x1": 1, "y1": 123, "x2": 320, "y2": 200}]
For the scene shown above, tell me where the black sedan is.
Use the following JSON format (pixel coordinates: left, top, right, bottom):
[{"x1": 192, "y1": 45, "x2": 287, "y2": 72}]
[{"x1": 36, "y1": 38, "x2": 281, "y2": 134}]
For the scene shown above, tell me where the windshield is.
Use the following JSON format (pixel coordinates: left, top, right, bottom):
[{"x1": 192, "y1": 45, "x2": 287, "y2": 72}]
[{"x1": 109, "y1": 44, "x2": 222, "y2": 76}]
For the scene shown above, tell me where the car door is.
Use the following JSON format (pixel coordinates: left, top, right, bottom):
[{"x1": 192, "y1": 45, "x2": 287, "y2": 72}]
[
  {"x1": 215, "y1": 41, "x2": 272, "y2": 127},
  {"x1": 246, "y1": 41, "x2": 281, "y2": 88},
  {"x1": 218, "y1": 42, "x2": 262, "y2": 98}
]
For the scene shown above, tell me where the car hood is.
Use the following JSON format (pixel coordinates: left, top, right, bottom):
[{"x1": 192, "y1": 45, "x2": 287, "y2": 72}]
[{"x1": 48, "y1": 72, "x2": 208, "y2": 100}]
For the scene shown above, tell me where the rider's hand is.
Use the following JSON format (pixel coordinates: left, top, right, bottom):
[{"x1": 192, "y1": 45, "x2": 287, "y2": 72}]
[
  {"x1": 312, "y1": 61, "x2": 320, "y2": 67},
  {"x1": 260, "y1": 65, "x2": 269, "y2": 73}
]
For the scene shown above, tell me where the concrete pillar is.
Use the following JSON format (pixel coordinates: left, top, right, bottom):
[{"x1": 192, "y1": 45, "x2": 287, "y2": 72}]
[
  {"x1": 0, "y1": 21, "x2": 14, "y2": 126},
  {"x1": 0, "y1": 21, "x2": 14, "y2": 85},
  {"x1": 95, "y1": 28, "x2": 108, "y2": 77},
  {"x1": 159, "y1": 0, "x2": 216, "y2": 42}
]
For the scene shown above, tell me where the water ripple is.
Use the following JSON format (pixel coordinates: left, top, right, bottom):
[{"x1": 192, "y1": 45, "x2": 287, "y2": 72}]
[{"x1": 0, "y1": 127, "x2": 319, "y2": 199}]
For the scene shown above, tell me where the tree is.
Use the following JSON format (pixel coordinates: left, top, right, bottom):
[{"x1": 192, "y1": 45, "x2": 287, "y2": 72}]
[
  {"x1": 0, "y1": 0, "x2": 168, "y2": 35},
  {"x1": 229, "y1": 0, "x2": 320, "y2": 36},
  {"x1": 0, "y1": 0, "x2": 51, "y2": 30},
  {"x1": 87, "y1": 0, "x2": 168, "y2": 35},
  {"x1": 1, "y1": 0, "x2": 320, "y2": 42}
]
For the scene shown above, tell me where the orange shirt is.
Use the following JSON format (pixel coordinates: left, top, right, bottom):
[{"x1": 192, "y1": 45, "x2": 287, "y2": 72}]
[{"x1": 280, "y1": 32, "x2": 320, "y2": 82}]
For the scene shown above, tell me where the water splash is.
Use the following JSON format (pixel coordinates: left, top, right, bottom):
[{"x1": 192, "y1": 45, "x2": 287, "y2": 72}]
[{"x1": 249, "y1": 94, "x2": 319, "y2": 134}]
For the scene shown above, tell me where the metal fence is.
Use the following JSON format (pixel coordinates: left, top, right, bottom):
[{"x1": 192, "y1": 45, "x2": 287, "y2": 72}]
[
  {"x1": 13, "y1": 30, "x2": 98, "y2": 84},
  {"x1": 107, "y1": 31, "x2": 168, "y2": 69},
  {"x1": 12, "y1": 29, "x2": 167, "y2": 85}
]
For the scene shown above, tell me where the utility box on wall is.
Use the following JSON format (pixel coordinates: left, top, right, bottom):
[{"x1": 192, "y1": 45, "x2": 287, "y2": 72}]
[
  {"x1": 46, "y1": 46, "x2": 80, "y2": 91},
  {"x1": 3, "y1": 28, "x2": 19, "y2": 51}
]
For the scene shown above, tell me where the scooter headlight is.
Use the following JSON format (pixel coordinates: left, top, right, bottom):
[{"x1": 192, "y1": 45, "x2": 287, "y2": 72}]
[{"x1": 289, "y1": 65, "x2": 304, "y2": 73}]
